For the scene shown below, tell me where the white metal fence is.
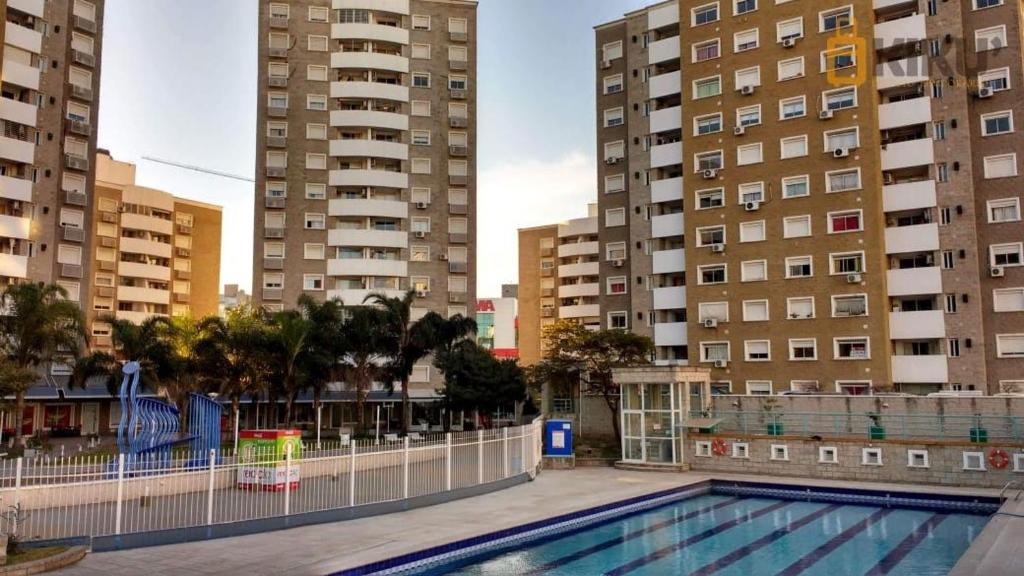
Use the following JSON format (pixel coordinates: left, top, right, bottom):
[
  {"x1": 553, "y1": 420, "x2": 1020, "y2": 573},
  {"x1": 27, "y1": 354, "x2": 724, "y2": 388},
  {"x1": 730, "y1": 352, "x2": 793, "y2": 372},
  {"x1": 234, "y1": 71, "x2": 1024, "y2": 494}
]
[{"x1": 0, "y1": 420, "x2": 543, "y2": 543}]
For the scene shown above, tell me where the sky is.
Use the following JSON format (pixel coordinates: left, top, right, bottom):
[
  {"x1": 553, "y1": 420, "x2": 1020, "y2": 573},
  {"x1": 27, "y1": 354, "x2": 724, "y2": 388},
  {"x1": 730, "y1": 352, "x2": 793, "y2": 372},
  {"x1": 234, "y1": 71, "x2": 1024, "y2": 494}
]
[{"x1": 98, "y1": 0, "x2": 653, "y2": 297}]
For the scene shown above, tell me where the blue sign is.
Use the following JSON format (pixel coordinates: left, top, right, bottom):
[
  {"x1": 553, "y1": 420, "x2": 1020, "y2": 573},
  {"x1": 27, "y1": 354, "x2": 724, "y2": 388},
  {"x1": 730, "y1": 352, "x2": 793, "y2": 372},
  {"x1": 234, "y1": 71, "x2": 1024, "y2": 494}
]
[{"x1": 544, "y1": 419, "x2": 573, "y2": 458}]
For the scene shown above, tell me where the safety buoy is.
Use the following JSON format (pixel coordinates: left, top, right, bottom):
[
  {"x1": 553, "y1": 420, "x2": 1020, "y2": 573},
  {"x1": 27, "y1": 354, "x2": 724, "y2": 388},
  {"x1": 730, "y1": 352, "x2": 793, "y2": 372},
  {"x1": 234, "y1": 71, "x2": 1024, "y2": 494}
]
[
  {"x1": 711, "y1": 438, "x2": 728, "y2": 456},
  {"x1": 989, "y1": 449, "x2": 1010, "y2": 469}
]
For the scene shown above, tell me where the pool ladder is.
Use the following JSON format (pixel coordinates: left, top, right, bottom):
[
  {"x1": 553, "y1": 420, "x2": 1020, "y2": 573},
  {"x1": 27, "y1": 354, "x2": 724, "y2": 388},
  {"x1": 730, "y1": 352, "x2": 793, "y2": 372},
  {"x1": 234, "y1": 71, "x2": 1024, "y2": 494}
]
[{"x1": 999, "y1": 480, "x2": 1024, "y2": 501}]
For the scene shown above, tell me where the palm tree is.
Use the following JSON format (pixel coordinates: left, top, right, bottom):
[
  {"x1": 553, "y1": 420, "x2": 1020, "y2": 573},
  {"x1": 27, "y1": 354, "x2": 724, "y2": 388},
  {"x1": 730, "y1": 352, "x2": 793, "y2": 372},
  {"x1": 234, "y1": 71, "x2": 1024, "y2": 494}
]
[
  {"x1": 339, "y1": 306, "x2": 390, "y2": 434},
  {"x1": 163, "y1": 315, "x2": 206, "y2": 427},
  {"x1": 74, "y1": 316, "x2": 174, "y2": 395},
  {"x1": 365, "y1": 290, "x2": 443, "y2": 433},
  {"x1": 0, "y1": 283, "x2": 85, "y2": 446},
  {"x1": 269, "y1": 309, "x2": 312, "y2": 426},
  {"x1": 297, "y1": 296, "x2": 347, "y2": 435}
]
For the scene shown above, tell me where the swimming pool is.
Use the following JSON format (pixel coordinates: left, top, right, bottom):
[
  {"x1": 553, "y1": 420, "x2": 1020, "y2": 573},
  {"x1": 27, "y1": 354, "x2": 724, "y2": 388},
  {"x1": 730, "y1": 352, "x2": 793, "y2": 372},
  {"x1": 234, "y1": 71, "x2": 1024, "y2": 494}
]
[{"x1": 352, "y1": 483, "x2": 995, "y2": 576}]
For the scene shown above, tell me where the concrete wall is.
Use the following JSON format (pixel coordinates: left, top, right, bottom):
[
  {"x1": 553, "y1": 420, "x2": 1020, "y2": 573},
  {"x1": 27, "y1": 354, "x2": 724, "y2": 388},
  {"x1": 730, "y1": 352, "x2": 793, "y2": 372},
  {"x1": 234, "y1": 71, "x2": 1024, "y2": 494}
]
[{"x1": 711, "y1": 394, "x2": 1024, "y2": 419}]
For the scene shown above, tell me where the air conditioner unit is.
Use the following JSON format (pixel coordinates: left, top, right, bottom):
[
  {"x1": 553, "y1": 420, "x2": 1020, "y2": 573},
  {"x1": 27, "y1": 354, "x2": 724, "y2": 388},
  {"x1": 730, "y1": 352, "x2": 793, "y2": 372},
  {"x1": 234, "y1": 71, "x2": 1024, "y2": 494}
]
[
  {"x1": 703, "y1": 318, "x2": 719, "y2": 329},
  {"x1": 414, "y1": 231, "x2": 427, "y2": 239},
  {"x1": 744, "y1": 201, "x2": 760, "y2": 212},
  {"x1": 415, "y1": 202, "x2": 429, "y2": 209},
  {"x1": 991, "y1": 266, "x2": 1005, "y2": 278},
  {"x1": 734, "y1": 126, "x2": 746, "y2": 136},
  {"x1": 438, "y1": 254, "x2": 449, "y2": 261},
  {"x1": 713, "y1": 360, "x2": 728, "y2": 369},
  {"x1": 613, "y1": 260, "x2": 624, "y2": 268},
  {"x1": 846, "y1": 273, "x2": 863, "y2": 284},
  {"x1": 782, "y1": 37, "x2": 798, "y2": 48},
  {"x1": 605, "y1": 157, "x2": 620, "y2": 165},
  {"x1": 740, "y1": 85, "x2": 756, "y2": 96},
  {"x1": 601, "y1": 60, "x2": 612, "y2": 69},
  {"x1": 978, "y1": 86, "x2": 993, "y2": 99},
  {"x1": 710, "y1": 243, "x2": 725, "y2": 253},
  {"x1": 702, "y1": 169, "x2": 718, "y2": 180},
  {"x1": 819, "y1": 109, "x2": 834, "y2": 120},
  {"x1": 833, "y1": 147, "x2": 851, "y2": 158}
]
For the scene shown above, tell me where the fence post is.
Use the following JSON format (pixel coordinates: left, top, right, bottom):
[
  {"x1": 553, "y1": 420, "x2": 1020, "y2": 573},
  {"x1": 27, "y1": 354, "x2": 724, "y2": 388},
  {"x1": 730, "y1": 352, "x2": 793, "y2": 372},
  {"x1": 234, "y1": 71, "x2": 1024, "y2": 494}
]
[
  {"x1": 445, "y1": 433, "x2": 452, "y2": 491},
  {"x1": 348, "y1": 439, "x2": 356, "y2": 507},
  {"x1": 521, "y1": 425, "x2": 527, "y2": 473},
  {"x1": 12, "y1": 458, "x2": 22, "y2": 536},
  {"x1": 402, "y1": 436, "x2": 410, "y2": 500},
  {"x1": 206, "y1": 448, "x2": 216, "y2": 525},
  {"x1": 503, "y1": 428, "x2": 509, "y2": 479},
  {"x1": 477, "y1": 429, "x2": 484, "y2": 485},
  {"x1": 284, "y1": 443, "x2": 292, "y2": 517},
  {"x1": 115, "y1": 453, "x2": 125, "y2": 535}
]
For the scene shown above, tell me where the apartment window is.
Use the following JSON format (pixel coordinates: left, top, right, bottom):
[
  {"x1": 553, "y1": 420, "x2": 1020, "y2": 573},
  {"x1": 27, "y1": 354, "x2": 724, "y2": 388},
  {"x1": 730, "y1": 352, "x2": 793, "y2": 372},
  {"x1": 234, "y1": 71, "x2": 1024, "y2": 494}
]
[
  {"x1": 824, "y1": 87, "x2": 857, "y2": 111},
  {"x1": 833, "y1": 294, "x2": 868, "y2": 317},
  {"x1": 982, "y1": 111, "x2": 1014, "y2": 136},
  {"x1": 305, "y1": 153, "x2": 327, "y2": 170},
  {"x1": 934, "y1": 121, "x2": 947, "y2": 141},
  {"x1": 412, "y1": 130, "x2": 431, "y2": 146},
  {"x1": 604, "y1": 108, "x2": 624, "y2": 127},
  {"x1": 777, "y1": 57, "x2": 804, "y2": 81},
  {"x1": 739, "y1": 220, "x2": 766, "y2": 243},
  {"x1": 829, "y1": 252, "x2": 864, "y2": 275},
  {"x1": 786, "y1": 256, "x2": 813, "y2": 278},
  {"x1": 979, "y1": 67, "x2": 1011, "y2": 92},
  {"x1": 937, "y1": 163, "x2": 950, "y2": 182},
  {"x1": 780, "y1": 136, "x2": 808, "y2": 159},
  {"x1": 827, "y1": 168, "x2": 861, "y2": 192},
  {"x1": 699, "y1": 265, "x2": 727, "y2": 285},
  {"x1": 741, "y1": 260, "x2": 767, "y2": 283},
  {"x1": 692, "y1": 3, "x2": 719, "y2": 25},
  {"x1": 607, "y1": 277, "x2": 628, "y2": 295},
  {"x1": 694, "y1": 76, "x2": 722, "y2": 99},
  {"x1": 606, "y1": 242, "x2": 627, "y2": 261},
  {"x1": 732, "y1": 442, "x2": 751, "y2": 457},
  {"x1": 602, "y1": 41, "x2": 623, "y2": 61},
  {"x1": 412, "y1": 15, "x2": 431, "y2": 30},
  {"x1": 820, "y1": 6, "x2": 853, "y2": 32},
  {"x1": 788, "y1": 297, "x2": 815, "y2": 319},
  {"x1": 782, "y1": 175, "x2": 809, "y2": 198},
  {"x1": 307, "y1": 35, "x2": 328, "y2": 52},
  {"x1": 991, "y1": 243, "x2": 1024, "y2": 267},
  {"x1": 997, "y1": 335, "x2": 1024, "y2": 358},
  {"x1": 699, "y1": 302, "x2": 729, "y2": 323},
  {"x1": 835, "y1": 337, "x2": 870, "y2": 360},
  {"x1": 303, "y1": 64, "x2": 328, "y2": 82},
  {"x1": 605, "y1": 174, "x2": 625, "y2": 194},
  {"x1": 412, "y1": 73, "x2": 431, "y2": 88},
  {"x1": 604, "y1": 141, "x2": 625, "y2": 161},
  {"x1": 771, "y1": 445, "x2": 790, "y2": 461},
  {"x1": 734, "y1": 30, "x2": 759, "y2": 53},
  {"x1": 825, "y1": 128, "x2": 860, "y2": 152},
  {"x1": 303, "y1": 275, "x2": 324, "y2": 291},
  {"x1": 308, "y1": 6, "x2": 329, "y2": 22},
  {"x1": 338, "y1": 9, "x2": 368, "y2": 23},
  {"x1": 745, "y1": 340, "x2": 770, "y2": 361},
  {"x1": 263, "y1": 274, "x2": 284, "y2": 290},
  {"x1": 449, "y1": 75, "x2": 468, "y2": 90},
  {"x1": 695, "y1": 114, "x2": 723, "y2": 135},
  {"x1": 604, "y1": 74, "x2": 624, "y2": 94},
  {"x1": 449, "y1": 46, "x2": 468, "y2": 63},
  {"x1": 738, "y1": 182, "x2": 764, "y2": 204},
  {"x1": 777, "y1": 17, "x2": 803, "y2": 42},
  {"x1": 948, "y1": 338, "x2": 962, "y2": 358},
  {"x1": 736, "y1": 143, "x2": 763, "y2": 165},
  {"x1": 863, "y1": 448, "x2": 883, "y2": 466},
  {"x1": 411, "y1": 218, "x2": 431, "y2": 234},
  {"x1": 304, "y1": 213, "x2": 325, "y2": 230},
  {"x1": 700, "y1": 342, "x2": 730, "y2": 362},
  {"x1": 734, "y1": 0, "x2": 757, "y2": 15},
  {"x1": 411, "y1": 44, "x2": 431, "y2": 60},
  {"x1": 743, "y1": 299, "x2": 769, "y2": 321},
  {"x1": 821, "y1": 46, "x2": 857, "y2": 73},
  {"x1": 994, "y1": 288, "x2": 1024, "y2": 312},
  {"x1": 975, "y1": 25, "x2": 1007, "y2": 52},
  {"x1": 693, "y1": 39, "x2": 721, "y2": 62},
  {"x1": 411, "y1": 101, "x2": 431, "y2": 117},
  {"x1": 306, "y1": 95, "x2": 327, "y2": 111},
  {"x1": 449, "y1": 17, "x2": 469, "y2": 34},
  {"x1": 988, "y1": 198, "x2": 1021, "y2": 223},
  {"x1": 984, "y1": 154, "x2": 1018, "y2": 178},
  {"x1": 737, "y1": 105, "x2": 761, "y2": 127},
  {"x1": 608, "y1": 312, "x2": 628, "y2": 330},
  {"x1": 305, "y1": 183, "x2": 326, "y2": 200},
  {"x1": 829, "y1": 210, "x2": 862, "y2": 233},
  {"x1": 780, "y1": 96, "x2": 806, "y2": 120},
  {"x1": 974, "y1": 0, "x2": 1004, "y2": 8},
  {"x1": 697, "y1": 188, "x2": 725, "y2": 210},
  {"x1": 789, "y1": 339, "x2": 817, "y2": 361},
  {"x1": 304, "y1": 244, "x2": 325, "y2": 260},
  {"x1": 783, "y1": 215, "x2": 811, "y2": 238},
  {"x1": 411, "y1": 158, "x2": 431, "y2": 174},
  {"x1": 697, "y1": 225, "x2": 726, "y2": 246},
  {"x1": 695, "y1": 151, "x2": 724, "y2": 171}
]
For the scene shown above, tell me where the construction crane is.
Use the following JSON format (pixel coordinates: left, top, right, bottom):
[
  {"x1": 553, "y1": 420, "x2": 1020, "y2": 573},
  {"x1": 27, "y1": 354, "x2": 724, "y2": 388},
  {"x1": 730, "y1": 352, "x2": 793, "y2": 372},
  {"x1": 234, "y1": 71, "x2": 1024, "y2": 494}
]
[{"x1": 141, "y1": 156, "x2": 255, "y2": 183}]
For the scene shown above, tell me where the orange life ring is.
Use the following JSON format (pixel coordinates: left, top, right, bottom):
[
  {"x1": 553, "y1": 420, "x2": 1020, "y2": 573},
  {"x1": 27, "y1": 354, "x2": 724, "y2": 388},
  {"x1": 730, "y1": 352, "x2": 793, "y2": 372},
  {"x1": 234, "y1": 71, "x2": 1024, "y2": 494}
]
[
  {"x1": 711, "y1": 438, "x2": 728, "y2": 456},
  {"x1": 989, "y1": 449, "x2": 1010, "y2": 469}
]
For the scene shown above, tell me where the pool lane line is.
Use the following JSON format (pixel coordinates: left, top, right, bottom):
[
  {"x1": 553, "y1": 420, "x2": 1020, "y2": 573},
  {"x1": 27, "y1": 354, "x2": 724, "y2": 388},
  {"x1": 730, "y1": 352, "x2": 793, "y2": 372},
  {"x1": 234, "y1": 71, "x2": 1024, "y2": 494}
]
[
  {"x1": 774, "y1": 507, "x2": 895, "y2": 576},
  {"x1": 602, "y1": 500, "x2": 793, "y2": 576},
  {"x1": 863, "y1": 513, "x2": 948, "y2": 576},
  {"x1": 519, "y1": 497, "x2": 743, "y2": 576},
  {"x1": 686, "y1": 504, "x2": 845, "y2": 576}
]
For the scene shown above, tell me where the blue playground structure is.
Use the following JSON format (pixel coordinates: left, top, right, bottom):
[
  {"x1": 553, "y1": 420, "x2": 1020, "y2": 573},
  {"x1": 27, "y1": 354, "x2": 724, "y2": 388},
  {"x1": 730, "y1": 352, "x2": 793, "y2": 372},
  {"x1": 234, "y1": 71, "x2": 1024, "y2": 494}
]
[{"x1": 112, "y1": 361, "x2": 222, "y2": 474}]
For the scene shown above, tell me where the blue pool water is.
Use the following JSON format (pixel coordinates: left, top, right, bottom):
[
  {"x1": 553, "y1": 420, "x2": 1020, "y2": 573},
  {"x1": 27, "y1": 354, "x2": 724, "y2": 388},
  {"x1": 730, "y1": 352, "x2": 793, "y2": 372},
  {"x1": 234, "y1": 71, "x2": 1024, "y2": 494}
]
[{"x1": 410, "y1": 494, "x2": 989, "y2": 575}]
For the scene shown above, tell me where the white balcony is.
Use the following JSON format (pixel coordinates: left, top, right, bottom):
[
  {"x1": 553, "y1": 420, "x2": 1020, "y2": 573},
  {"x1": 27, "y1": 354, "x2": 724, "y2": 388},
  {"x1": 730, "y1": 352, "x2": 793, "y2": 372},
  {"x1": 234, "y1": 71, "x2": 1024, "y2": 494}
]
[
  {"x1": 0, "y1": 215, "x2": 30, "y2": 240},
  {"x1": 330, "y1": 139, "x2": 408, "y2": 161},
  {"x1": 4, "y1": 22, "x2": 42, "y2": 54},
  {"x1": 330, "y1": 169, "x2": 408, "y2": 189},
  {"x1": 873, "y1": 0, "x2": 917, "y2": 9},
  {"x1": 8, "y1": 0, "x2": 45, "y2": 18},
  {"x1": 118, "y1": 261, "x2": 171, "y2": 282},
  {"x1": 557, "y1": 217, "x2": 597, "y2": 239},
  {"x1": 558, "y1": 283, "x2": 599, "y2": 299},
  {"x1": 117, "y1": 286, "x2": 170, "y2": 305},
  {"x1": 891, "y1": 355, "x2": 949, "y2": 384},
  {"x1": 650, "y1": 105, "x2": 681, "y2": 134},
  {"x1": 558, "y1": 261, "x2": 600, "y2": 278},
  {"x1": 330, "y1": 110, "x2": 408, "y2": 131},
  {"x1": 557, "y1": 241, "x2": 598, "y2": 258},
  {"x1": 653, "y1": 249, "x2": 685, "y2": 274},
  {"x1": 2, "y1": 61, "x2": 39, "y2": 91},
  {"x1": 0, "y1": 174, "x2": 32, "y2": 202},
  {"x1": 327, "y1": 288, "x2": 406, "y2": 304},
  {"x1": 0, "y1": 97, "x2": 37, "y2": 128},
  {"x1": 647, "y1": 3, "x2": 679, "y2": 30},
  {"x1": 119, "y1": 237, "x2": 173, "y2": 259},
  {"x1": 878, "y1": 96, "x2": 931, "y2": 130},
  {"x1": 648, "y1": 36, "x2": 680, "y2": 65},
  {"x1": 653, "y1": 286, "x2": 686, "y2": 310},
  {"x1": 883, "y1": 180, "x2": 937, "y2": 213},
  {"x1": 651, "y1": 176, "x2": 683, "y2": 204},
  {"x1": 876, "y1": 54, "x2": 929, "y2": 90},
  {"x1": 654, "y1": 322, "x2": 687, "y2": 347},
  {"x1": 331, "y1": 81, "x2": 408, "y2": 102},
  {"x1": 649, "y1": 71, "x2": 681, "y2": 100},
  {"x1": 652, "y1": 213, "x2": 684, "y2": 239},
  {"x1": 559, "y1": 304, "x2": 600, "y2": 320},
  {"x1": 327, "y1": 258, "x2": 407, "y2": 278},
  {"x1": 889, "y1": 310, "x2": 946, "y2": 339},
  {"x1": 114, "y1": 311, "x2": 163, "y2": 325},
  {"x1": 328, "y1": 228, "x2": 408, "y2": 249},
  {"x1": 887, "y1": 267, "x2": 943, "y2": 297},
  {"x1": 0, "y1": 253, "x2": 27, "y2": 279},
  {"x1": 332, "y1": 23, "x2": 409, "y2": 45},
  {"x1": 885, "y1": 223, "x2": 939, "y2": 254},
  {"x1": 650, "y1": 141, "x2": 682, "y2": 169},
  {"x1": 331, "y1": 52, "x2": 408, "y2": 74},
  {"x1": 121, "y1": 212, "x2": 174, "y2": 235},
  {"x1": 333, "y1": 0, "x2": 409, "y2": 15},
  {"x1": 329, "y1": 198, "x2": 408, "y2": 219},
  {"x1": 882, "y1": 139, "x2": 934, "y2": 171},
  {"x1": 875, "y1": 14, "x2": 926, "y2": 50},
  {"x1": 0, "y1": 136, "x2": 34, "y2": 164}
]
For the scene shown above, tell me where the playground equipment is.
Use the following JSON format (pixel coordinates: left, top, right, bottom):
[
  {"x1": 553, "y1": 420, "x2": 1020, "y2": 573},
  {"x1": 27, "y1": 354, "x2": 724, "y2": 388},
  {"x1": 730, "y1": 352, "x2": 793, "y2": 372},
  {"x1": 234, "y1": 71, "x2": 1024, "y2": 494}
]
[{"x1": 113, "y1": 361, "x2": 222, "y2": 474}]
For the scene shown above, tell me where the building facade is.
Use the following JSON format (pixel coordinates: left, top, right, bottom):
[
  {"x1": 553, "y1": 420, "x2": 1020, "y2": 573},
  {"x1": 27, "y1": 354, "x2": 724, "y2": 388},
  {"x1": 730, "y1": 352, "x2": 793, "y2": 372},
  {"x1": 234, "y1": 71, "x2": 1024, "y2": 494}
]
[
  {"x1": 476, "y1": 296, "x2": 517, "y2": 359},
  {"x1": 253, "y1": 0, "x2": 478, "y2": 393}
]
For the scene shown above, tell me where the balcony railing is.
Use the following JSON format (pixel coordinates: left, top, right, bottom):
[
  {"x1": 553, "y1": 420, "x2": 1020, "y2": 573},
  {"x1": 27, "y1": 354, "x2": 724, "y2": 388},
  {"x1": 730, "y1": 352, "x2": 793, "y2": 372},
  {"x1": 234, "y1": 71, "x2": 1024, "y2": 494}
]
[
  {"x1": 265, "y1": 196, "x2": 286, "y2": 209},
  {"x1": 66, "y1": 119, "x2": 91, "y2": 137},
  {"x1": 263, "y1": 288, "x2": 283, "y2": 301},
  {"x1": 174, "y1": 293, "x2": 190, "y2": 303},
  {"x1": 449, "y1": 31, "x2": 468, "y2": 42},
  {"x1": 267, "y1": 166, "x2": 286, "y2": 178},
  {"x1": 448, "y1": 292, "x2": 468, "y2": 303},
  {"x1": 449, "y1": 145, "x2": 468, "y2": 157},
  {"x1": 64, "y1": 190, "x2": 87, "y2": 206},
  {"x1": 449, "y1": 59, "x2": 468, "y2": 71},
  {"x1": 175, "y1": 248, "x2": 191, "y2": 258},
  {"x1": 61, "y1": 226, "x2": 84, "y2": 243},
  {"x1": 266, "y1": 136, "x2": 287, "y2": 148},
  {"x1": 450, "y1": 89, "x2": 467, "y2": 100},
  {"x1": 267, "y1": 106, "x2": 287, "y2": 118},
  {"x1": 97, "y1": 260, "x2": 115, "y2": 272},
  {"x1": 264, "y1": 257, "x2": 284, "y2": 270},
  {"x1": 449, "y1": 116, "x2": 468, "y2": 128},
  {"x1": 269, "y1": 16, "x2": 289, "y2": 29},
  {"x1": 100, "y1": 212, "x2": 117, "y2": 224},
  {"x1": 71, "y1": 50, "x2": 95, "y2": 67},
  {"x1": 99, "y1": 237, "x2": 116, "y2": 248},
  {"x1": 64, "y1": 154, "x2": 89, "y2": 172},
  {"x1": 449, "y1": 203, "x2": 468, "y2": 215},
  {"x1": 73, "y1": 15, "x2": 96, "y2": 33},
  {"x1": 268, "y1": 76, "x2": 288, "y2": 88},
  {"x1": 449, "y1": 262, "x2": 468, "y2": 274},
  {"x1": 95, "y1": 286, "x2": 115, "y2": 298},
  {"x1": 449, "y1": 175, "x2": 468, "y2": 186},
  {"x1": 69, "y1": 83, "x2": 93, "y2": 102},
  {"x1": 60, "y1": 264, "x2": 82, "y2": 279},
  {"x1": 176, "y1": 224, "x2": 193, "y2": 235},
  {"x1": 265, "y1": 227, "x2": 285, "y2": 239},
  {"x1": 268, "y1": 46, "x2": 288, "y2": 58},
  {"x1": 449, "y1": 233, "x2": 468, "y2": 244},
  {"x1": 175, "y1": 269, "x2": 191, "y2": 280}
]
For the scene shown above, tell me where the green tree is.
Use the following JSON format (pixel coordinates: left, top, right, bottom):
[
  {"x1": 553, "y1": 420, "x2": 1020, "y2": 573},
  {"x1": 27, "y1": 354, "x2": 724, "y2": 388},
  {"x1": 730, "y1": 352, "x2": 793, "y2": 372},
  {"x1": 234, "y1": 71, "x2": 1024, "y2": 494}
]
[
  {"x1": 74, "y1": 316, "x2": 174, "y2": 395},
  {"x1": 338, "y1": 306, "x2": 390, "y2": 434},
  {"x1": 436, "y1": 340, "x2": 525, "y2": 424},
  {"x1": 297, "y1": 296, "x2": 347, "y2": 431},
  {"x1": 268, "y1": 308, "x2": 313, "y2": 426},
  {"x1": 0, "y1": 283, "x2": 85, "y2": 446}
]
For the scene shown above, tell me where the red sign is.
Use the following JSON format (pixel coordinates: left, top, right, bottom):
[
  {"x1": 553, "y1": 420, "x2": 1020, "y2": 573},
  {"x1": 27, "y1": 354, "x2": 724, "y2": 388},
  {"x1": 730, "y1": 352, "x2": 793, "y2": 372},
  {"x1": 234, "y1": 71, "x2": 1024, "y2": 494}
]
[{"x1": 477, "y1": 300, "x2": 495, "y2": 312}]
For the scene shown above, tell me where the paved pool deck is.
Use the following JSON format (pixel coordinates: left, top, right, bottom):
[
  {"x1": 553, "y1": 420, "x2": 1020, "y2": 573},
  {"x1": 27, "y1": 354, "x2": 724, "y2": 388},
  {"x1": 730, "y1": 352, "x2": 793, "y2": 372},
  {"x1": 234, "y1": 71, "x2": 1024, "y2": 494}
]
[{"x1": 56, "y1": 469, "x2": 1004, "y2": 576}]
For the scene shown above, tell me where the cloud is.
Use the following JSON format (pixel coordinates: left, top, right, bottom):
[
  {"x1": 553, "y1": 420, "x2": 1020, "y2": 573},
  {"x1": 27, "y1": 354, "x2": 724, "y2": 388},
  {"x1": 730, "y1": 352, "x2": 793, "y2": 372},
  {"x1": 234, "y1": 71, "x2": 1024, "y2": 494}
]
[{"x1": 476, "y1": 152, "x2": 596, "y2": 297}]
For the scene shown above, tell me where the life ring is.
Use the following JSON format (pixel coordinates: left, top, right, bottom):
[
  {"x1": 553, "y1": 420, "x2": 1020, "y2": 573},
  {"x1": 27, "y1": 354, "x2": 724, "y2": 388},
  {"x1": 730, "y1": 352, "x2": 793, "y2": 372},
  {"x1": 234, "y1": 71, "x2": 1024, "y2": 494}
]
[
  {"x1": 711, "y1": 438, "x2": 728, "y2": 456},
  {"x1": 989, "y1": 449, "x2": 1010, "y2": 469}
]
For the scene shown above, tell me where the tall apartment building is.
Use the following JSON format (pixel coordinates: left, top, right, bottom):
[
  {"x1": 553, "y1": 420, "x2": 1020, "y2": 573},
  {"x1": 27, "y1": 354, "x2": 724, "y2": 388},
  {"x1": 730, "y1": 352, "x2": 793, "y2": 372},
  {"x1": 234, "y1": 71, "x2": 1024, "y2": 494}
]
[
  {"x1": 90, "y1": 152, "x2": 223, "y2": 349},
  {"x1": 0, "y1": 0, "x2": 104, "y2": 307},
  {"x1": 253, "y1": 0, "x2": 477, "y2": 393},
  {"x1": 578, "y1": 0, "x2": 1024, "y2": 394}
]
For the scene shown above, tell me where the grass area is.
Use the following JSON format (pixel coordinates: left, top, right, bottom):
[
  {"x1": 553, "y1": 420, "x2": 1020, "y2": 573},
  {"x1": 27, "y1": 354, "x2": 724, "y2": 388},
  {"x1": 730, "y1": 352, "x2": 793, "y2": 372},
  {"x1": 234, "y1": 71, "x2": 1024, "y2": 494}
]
[{"x1": 7, "y1": 546, "x2": 68, "y2": 566}]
